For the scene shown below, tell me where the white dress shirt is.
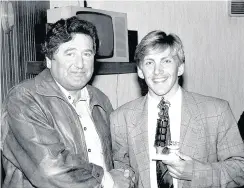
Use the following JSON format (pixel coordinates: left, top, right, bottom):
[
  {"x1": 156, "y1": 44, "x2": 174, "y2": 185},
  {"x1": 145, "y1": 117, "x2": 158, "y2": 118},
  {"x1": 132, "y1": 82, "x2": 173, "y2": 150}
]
[
  {"x1": 148, "y1": 87, "x2": 182, "y2": 188},
  {"x1": 56, "y1": 82, "x2": 114, "y2": 188}
]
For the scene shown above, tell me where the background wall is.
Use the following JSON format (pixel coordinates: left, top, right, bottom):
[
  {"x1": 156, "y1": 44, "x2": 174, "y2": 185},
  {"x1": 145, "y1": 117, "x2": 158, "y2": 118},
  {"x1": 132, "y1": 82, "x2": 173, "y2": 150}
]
[{"x1": 47, "y1": 1, "x2": 244, "y2": 121}]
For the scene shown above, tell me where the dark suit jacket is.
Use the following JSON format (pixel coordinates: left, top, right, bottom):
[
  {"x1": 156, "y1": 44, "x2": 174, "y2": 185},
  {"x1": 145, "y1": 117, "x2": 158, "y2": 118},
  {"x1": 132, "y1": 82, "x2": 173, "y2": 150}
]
[
  {"x1": 110, "y1": 89, "x2": 244, "y2": 188},
  {"x1": 1, "y1": 69, "x2": 113, "y2": 188}
]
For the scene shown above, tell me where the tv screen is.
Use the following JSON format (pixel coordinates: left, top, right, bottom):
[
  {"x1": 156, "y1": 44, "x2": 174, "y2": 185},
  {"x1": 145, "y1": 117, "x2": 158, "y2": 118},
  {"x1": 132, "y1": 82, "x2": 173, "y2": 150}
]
[
  {"x1": 76, "y1": 12, "x2": 114, "y2": 59},
  {"x1": 47, "y1": 6, "x2": 129, "y2": 62}
]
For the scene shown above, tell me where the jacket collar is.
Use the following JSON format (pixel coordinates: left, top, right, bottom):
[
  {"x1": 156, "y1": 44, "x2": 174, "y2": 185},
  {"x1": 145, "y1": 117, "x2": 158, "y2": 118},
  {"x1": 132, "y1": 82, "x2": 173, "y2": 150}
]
[{"x1": 35, "y1": 69, "x2": 107, "y2": 110}]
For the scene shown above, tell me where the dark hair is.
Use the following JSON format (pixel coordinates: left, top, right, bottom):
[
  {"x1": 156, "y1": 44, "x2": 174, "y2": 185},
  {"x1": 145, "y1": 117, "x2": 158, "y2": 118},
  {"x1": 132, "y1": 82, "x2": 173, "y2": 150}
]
[
  {"x1": 134, "y1": 30, "x2": 185, "y2": 65},
  {"x1": 42, "y1": 16, "x2": 98, "y2": 59}
]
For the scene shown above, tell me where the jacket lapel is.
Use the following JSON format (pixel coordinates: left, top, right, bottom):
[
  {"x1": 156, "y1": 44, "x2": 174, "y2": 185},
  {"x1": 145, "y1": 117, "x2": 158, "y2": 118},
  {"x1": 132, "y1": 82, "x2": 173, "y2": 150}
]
[
  {"x1": 35, "y1": 69, "x2": 69, "y2": 101},
  {"x1": 179, "y1": 90, "x2": 208, "y2": 188},
  {"x1": 129, "y1": 95, "x2": 151, "y2": 188},
  {"x1": 179, "y1": 90, "x2": 199, "y2": 158}
]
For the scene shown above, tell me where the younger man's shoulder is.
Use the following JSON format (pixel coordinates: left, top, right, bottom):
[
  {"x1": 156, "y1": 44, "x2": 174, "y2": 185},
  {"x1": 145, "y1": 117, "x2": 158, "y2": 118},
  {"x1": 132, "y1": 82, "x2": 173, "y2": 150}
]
[
  {"x1": 186, "y1": 90, "x2": 226, "y2": 102},
  {"x1": 184, "y1": 90, "x2": 229, "y2": 109},
  {"x1": 113, "y1": 96, "x2": 146, "y2": 113}
]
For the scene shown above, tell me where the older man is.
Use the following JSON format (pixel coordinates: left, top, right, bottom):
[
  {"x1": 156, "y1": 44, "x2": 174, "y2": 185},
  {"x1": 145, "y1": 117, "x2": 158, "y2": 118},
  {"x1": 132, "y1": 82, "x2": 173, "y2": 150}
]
[{"x1": 1, "y1": 16, "x2": 133, "y2": 188}]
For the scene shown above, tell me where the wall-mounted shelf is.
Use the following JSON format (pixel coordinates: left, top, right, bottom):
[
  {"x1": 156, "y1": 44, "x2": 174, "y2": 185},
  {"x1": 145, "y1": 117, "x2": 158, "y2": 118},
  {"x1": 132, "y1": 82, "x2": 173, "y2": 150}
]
[
  {"x1": 94, "y1": 61, "x2": 137, "y2": 75},
  {"x1": 32, "y1": 29, "x2": 138, "y2": 75},
  {"x1": 26, "y1": 61, "x2": 137, "y2": 76}
]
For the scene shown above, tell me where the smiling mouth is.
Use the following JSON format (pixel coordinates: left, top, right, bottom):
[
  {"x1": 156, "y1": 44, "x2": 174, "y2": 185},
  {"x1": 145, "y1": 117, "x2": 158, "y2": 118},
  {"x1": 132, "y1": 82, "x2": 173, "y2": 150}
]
[
  {"x1": 71, "y1": 72, "x2": 86, "y2": 78},
  {"x1": 153, "y1": 77, "x2": 168, "y2": 83},
  {"x1": 72, "y1": 71, "x2": 85, "y2": 75}
]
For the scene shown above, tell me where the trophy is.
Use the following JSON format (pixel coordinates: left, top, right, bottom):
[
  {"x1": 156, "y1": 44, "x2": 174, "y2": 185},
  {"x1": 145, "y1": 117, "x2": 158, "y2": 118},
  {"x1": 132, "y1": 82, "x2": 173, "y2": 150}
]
[{"x1": 154, "y1": 98, "x2": 171, "y2": 154}]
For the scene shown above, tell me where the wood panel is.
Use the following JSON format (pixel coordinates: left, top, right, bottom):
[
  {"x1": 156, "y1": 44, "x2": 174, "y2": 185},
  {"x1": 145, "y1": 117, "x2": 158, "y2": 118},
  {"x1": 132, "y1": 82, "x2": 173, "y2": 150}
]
[{"x1": 1, "y1": 1, "x2": 49, "y2": 103}]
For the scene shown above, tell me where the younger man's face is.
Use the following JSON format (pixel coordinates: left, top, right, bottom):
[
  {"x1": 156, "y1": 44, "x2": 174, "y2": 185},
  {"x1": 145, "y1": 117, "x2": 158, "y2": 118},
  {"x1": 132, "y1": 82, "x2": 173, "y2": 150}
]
[
  {"x1": 137, "y1": 47, "x2": 184, "y2": 100},
  {"x1": 46, "y1": 33, "x2": 95, "y2": 92}
]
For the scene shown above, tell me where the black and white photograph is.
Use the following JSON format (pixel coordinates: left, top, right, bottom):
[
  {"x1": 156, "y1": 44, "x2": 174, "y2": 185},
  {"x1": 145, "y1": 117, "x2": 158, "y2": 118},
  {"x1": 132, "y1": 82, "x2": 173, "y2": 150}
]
[{"x1": 1, "y1": 0, "x2": 244, "y2": 187}]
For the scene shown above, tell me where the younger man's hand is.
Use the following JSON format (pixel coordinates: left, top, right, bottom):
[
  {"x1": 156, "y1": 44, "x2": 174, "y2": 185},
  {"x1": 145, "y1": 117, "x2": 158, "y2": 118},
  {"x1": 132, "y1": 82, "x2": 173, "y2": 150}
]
[{"x1": 152, "y1": 151, "x2": 194, "y2": 181}]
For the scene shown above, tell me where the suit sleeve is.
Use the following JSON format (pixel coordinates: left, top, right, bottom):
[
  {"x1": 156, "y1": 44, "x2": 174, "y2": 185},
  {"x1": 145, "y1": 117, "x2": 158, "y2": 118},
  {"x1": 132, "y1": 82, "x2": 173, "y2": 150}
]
[
  {"x1": 190, "y1": 101, "x2": 244, "y2": 188},
  {"x1": 2, "y1": 87, "x2": 104, "y2": 188},
  {"x1": 110, "y1": 110, "x2": 138, "y2": 187}
]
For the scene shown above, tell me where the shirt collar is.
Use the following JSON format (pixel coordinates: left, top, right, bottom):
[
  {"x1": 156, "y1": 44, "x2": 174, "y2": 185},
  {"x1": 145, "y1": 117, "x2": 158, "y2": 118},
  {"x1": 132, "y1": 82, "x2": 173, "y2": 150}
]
[
  {"x1": 168, "y1": 87, "x2": 182, "y2": 108},
  {"x1": 55, "y1": 81, "x2": 89, "y2": 105},
  {"x1": 148, "y1": 87, "x2": 182, "y2": 108}
]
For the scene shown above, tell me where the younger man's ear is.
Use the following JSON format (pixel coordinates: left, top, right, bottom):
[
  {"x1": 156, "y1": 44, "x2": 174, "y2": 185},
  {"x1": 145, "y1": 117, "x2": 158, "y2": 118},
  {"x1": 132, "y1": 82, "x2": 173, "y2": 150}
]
[
  {"x1": 177, "y1": 63, "x2": 185, "y2": 76},
  {"x1": 45, "y1": 57, "x2": 52, "y2": 69},
  {"x1": 137, "y1": 66, "x2": 145, "y2": 79}
]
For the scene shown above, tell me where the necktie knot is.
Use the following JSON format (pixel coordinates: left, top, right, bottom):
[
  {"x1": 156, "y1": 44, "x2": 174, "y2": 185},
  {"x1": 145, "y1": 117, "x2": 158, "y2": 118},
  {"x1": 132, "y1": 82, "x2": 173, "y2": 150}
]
[{"x1": 157, "y1": 98, "x2": 170, "y2": 119}]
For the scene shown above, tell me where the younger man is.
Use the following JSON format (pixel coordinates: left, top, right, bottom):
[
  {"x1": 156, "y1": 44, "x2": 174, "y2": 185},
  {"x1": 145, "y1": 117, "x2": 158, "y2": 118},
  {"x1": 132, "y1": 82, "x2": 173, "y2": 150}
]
[{"x1": 110, "y1": 30, "x2": 244, "y2": 188}]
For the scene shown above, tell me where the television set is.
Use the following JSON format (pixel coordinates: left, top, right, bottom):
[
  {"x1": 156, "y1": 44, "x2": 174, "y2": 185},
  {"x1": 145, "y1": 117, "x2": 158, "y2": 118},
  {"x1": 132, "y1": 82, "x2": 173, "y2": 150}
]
[{"x1": 47, "y1": 6, "x2": 129, "y2": 62}]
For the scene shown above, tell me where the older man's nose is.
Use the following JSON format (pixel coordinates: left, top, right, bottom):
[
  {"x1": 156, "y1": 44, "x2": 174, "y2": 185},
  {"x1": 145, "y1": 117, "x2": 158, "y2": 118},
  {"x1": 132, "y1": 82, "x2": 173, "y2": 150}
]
[{"x1": 75, "y1": 56, "x2": 84, "y2": 69}]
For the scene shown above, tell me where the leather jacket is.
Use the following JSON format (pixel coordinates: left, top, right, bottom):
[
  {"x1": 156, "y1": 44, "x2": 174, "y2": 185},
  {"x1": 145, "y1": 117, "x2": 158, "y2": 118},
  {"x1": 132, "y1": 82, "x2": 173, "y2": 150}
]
[{"x1": 1, "y1": 69, "x2": 114, "y2": 188}]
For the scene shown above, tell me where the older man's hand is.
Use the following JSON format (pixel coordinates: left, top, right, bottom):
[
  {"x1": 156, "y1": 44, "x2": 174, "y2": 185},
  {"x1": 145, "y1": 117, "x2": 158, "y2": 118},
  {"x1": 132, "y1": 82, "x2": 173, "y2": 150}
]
[{"x1": 109, "y1": 169, "x2": 134, "y2": 188}]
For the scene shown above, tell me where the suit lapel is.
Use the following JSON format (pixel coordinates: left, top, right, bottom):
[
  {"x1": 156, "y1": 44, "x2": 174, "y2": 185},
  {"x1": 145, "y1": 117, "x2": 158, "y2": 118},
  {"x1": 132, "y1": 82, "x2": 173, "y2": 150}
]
[
  {"x1": 179, "y1": 90, "x2": 200, "y2": 158},
  {"x1": 129, "y1": 95, "x2": 150, "y2": 188}
]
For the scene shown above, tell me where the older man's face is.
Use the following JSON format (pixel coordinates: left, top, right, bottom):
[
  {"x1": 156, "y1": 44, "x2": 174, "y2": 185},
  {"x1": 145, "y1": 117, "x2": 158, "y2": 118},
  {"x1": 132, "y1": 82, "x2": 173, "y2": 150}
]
[
  {"x1": 137, "y1": 48, "x2": 184, "y2": 100},
  {"x1": 47, "y1": 33, "x2": 95, "y2": 92}
]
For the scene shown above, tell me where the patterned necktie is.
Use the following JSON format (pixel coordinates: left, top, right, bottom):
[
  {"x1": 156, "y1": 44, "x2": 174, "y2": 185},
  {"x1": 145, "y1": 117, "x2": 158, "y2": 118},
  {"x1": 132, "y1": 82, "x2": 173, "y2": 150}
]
[{"x1": 154, "y1": 97, "x2": 173, "y2": 188}]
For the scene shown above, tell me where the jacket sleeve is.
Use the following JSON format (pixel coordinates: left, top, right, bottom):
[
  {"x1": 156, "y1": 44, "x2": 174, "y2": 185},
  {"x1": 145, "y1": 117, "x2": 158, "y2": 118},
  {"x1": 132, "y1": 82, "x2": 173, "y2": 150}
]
[
  {"x1": 2, "y1": 87, "x2": 104, "y2": 188},
  {"x1": 110, "y1": 109, "x2": 138, "y2": 187},
  {"x1": 190, "y1": 101, "x2": 244, "y2": 188}
]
